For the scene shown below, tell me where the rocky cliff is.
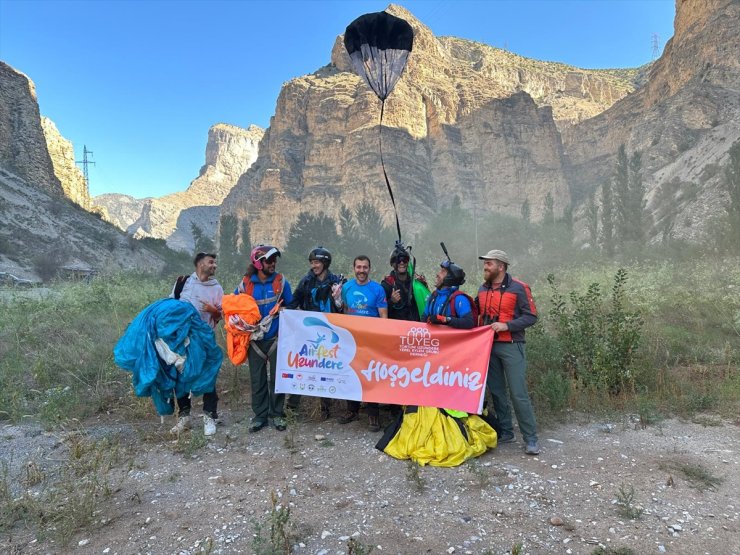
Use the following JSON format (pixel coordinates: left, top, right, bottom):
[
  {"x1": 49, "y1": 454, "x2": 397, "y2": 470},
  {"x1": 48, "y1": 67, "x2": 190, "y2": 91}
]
[
  {"x1": 0, "y1": 62, "x2": 62, "y2": 196},
  {"x1": 563, "y1": 0, "x2": 740, "y2": 242},
  {"x1": 99, "y1": 123, "x2": 263, "y2": 252},
  {"x1": 0, "y1": 61, "x2": 166, "y2": 280},
  {"x1": 223, "y1": 5, "x2": 642, "y2": 246},
  {"x1": 40, "y1": 116, "x2": 91, "y2": 209}
]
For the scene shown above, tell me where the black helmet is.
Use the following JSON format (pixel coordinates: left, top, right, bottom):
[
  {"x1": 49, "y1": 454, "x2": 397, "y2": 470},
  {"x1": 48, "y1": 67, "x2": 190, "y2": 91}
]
[
  {"x1": 308, "y1": 246, "x2": 332, "y2": 269},
  {"x1": 440, "y1": 259, "x2": 466, "y2": 287},
  {"x1": 389, "y1": 245, "x2": 410, "y2": 265}
]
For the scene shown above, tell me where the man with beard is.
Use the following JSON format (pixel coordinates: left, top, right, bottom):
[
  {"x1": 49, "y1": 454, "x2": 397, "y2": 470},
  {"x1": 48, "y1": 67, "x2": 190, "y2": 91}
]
[
  {"x1": 285, "y1": 246, "x2": 344, "y2": 419},
  {"x1": 337, "y1": 255, "x2": 388, "y2": 431},
  {"x1": 235, "y1": 245, "x2": 294, "y2": 432},
  {"x1": 169, "y1": 252, "x2": 224, "y2": 436},
  {"x1": 381, "y1": 245, "x2": 422, "y2": 322},
  {"x1": 477, "y1": 249, "x2": 540, "y2": 455}
]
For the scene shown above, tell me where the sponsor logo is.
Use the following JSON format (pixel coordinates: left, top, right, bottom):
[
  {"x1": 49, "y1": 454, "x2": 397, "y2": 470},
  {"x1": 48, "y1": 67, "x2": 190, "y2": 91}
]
[
  {"x1": 329, "y1": 386, "x2": 336, "y2": 394},
  {"x1": 399, "y1": 327, "x2": 440, "y2": 357},
  {"x1": 320, "y1": 376, "x2": 334, "y2": 382},
  {"x1": 282, "y1": 373, "x2": 294, "y2": 379}
]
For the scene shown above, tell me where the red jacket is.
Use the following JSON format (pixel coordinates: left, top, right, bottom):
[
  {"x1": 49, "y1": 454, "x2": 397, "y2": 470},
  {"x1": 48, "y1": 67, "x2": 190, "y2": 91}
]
[{"x1": 476, "y1": 273, "x2": 537, "y2": 342}]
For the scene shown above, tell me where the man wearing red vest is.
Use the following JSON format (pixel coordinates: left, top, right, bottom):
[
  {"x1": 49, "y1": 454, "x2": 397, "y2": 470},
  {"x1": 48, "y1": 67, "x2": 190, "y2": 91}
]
[{"x1": 477, "y1": 249, "x2": 540, "y2": 455}]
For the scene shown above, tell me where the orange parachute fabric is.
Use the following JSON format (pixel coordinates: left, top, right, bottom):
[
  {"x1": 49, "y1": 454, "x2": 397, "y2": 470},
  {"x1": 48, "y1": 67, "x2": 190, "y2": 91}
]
[{"x1": 221, "y1": 293, "x2": 261, "y2": 365}]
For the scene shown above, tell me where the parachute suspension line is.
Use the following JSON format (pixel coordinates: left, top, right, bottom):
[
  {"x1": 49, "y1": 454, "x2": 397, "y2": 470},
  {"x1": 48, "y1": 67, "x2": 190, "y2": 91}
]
[{"x1": 378, "y1": 99, "x2": 403, "y2": 243}]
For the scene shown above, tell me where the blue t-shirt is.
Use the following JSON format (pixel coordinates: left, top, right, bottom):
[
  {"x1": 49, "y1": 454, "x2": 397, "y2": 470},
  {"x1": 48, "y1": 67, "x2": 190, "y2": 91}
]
[{"x1": 342, "y1": 279, "x2": 387, "y2": 317}]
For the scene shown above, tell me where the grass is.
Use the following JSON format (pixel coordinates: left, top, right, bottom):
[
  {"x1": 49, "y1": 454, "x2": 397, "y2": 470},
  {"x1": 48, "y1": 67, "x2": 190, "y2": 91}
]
[
  {"x1": 347, "y1": 537, "x2": 375, "y2": 555},
  {"x1": 0, "y1": 433, "x2": 132, "y2": 547},
  {"x1": 615, "y1": 483, "x2": 643, "y2": 519},
  {"x1": 405, "y1": 460, "x2": 426, "y2": 492},
  {"x1": 251, "y1": 492, "x2": 295, "y2": 555},
  {"x1": 658, "y1": 461, "x2": 723, "y2": 492}
]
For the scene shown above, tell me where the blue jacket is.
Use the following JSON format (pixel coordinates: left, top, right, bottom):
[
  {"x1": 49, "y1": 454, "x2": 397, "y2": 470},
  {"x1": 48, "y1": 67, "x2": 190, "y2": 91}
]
[
  {"x1": 114, "y1": 298, "x2": 223, "y2": 415},
  {"x1": 234, "y1": 273, "x2": 294, "y2": 340},
  {"x1": 422, "y1": 286, "x2": 475, "y2": 329}
]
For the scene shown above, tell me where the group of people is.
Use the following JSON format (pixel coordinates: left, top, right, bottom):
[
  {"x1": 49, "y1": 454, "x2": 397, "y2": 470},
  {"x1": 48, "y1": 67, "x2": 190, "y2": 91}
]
[{"x1": 170, "y1": 241, "x2": 541, "y2": 456}]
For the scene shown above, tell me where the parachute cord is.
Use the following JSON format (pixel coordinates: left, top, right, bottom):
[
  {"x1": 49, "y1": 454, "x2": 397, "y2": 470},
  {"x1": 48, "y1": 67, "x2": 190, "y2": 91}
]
[{"x1": 378, "y1": 99, "x2": 403, "y2": 243}]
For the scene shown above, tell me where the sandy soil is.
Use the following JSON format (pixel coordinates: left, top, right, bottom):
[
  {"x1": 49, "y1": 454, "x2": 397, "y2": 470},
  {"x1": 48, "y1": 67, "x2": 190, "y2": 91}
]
[{"x1": 2, "y1": 401, "x2": 738, "y2": 555}]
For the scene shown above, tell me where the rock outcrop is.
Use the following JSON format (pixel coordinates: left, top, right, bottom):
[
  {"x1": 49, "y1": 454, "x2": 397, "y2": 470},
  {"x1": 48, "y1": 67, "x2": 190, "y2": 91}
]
[
  {"x1": 104, "y1": 123, "x2": 263, "y2": 252},
  {"x1": 563, "y1": 0, "x2": 740, "y2": 242},
  {"x1": 0, "y1": 62, "x2": 62, "y2": 196},
  {"x1": 224, "y1": 5, "x2": 641, "y2": 246},
  {"x1": 40, "y1": 116, "x2": 91, "y2": 209}
]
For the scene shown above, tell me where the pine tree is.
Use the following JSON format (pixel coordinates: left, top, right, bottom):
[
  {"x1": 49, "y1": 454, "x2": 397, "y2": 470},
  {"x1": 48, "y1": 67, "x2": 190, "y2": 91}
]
[
  {"x1": 628, "y1": 151, "x2": 648, "y2": 242},
  {"x1": 723, "y1": 140, "x2": 740, "y2": 250},
  {"x1": 613, "y1": 144, "x2": 630, "y2": 247},
  {"x1": 543, "y1": 193, "x2": 555, "y2": 226},
  {"x1": 586, "y1": 193, "x2": 599, "y2": 248},
  {"x1": 191, "y1": 223, "x2": 215, "y2": 255},
  {"x1": 520, "y1": 199, "x2": 531, "y2": 224},
  {"x1": 218, "y1": 214, "x2": 240, "y2": 276},
  {"x1": 600, "y1": 180, "x2": 615, "y2": 257}
]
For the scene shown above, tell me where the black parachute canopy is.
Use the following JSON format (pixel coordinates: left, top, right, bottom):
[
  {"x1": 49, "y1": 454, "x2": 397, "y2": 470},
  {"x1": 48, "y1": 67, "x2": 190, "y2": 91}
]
[{"x1": 343, "y1": 11, "x2": 414, "y2": 101}]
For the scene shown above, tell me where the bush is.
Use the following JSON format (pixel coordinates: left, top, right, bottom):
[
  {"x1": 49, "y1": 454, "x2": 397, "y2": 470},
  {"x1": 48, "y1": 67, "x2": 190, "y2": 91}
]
[{"x1": 546, "y1": 269, "x2": 643, "y2": 394}]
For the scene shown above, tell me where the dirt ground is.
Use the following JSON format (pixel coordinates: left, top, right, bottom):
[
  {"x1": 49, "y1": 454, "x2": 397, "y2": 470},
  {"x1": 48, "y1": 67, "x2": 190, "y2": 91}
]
[{"x1": 2, "y1": 400, "x2": 738, "y2": 555}]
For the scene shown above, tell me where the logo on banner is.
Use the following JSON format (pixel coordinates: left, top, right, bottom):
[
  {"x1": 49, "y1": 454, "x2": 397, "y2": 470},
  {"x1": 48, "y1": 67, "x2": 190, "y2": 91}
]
[
  {"x1": 399, "y1": 327, "x2": 440, "y2": 357},
  {"x1": 286, "y1": 317, "x2": 345, "y2": 371}
]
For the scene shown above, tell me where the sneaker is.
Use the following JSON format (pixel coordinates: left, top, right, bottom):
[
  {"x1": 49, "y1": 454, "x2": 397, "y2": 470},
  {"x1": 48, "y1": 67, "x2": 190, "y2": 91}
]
[
  {"x1": 273, "y1": 417, "x2": 287, "y2": 432},
  {"x1": 249, "y1": 419, "x2": 268, "y2": 433},
  {"x1": 337, "y1": 411, "x2": 358, "y2": 424},
  {"x1": 524, "y1": 440, "x2": 541, "y2": 455},
  {"x1": 203, "y1": 415, "x2": 217, "y2": 436},
  {"x1": 368, "y1": 415, "x2": 381, "y2": 433},
  {"x1": 498, "y1": 431, "x2": 515, "y2": 443},
  {"x1": 169, "y1": 415, "x2": 191, "y2": 434}
]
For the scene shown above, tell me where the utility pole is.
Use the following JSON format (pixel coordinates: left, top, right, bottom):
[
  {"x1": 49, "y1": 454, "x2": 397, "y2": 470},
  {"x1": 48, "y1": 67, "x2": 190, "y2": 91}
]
[
  {"x1": 651, "y1": 34, "x2": 661, "y2": 60},
  {"x1": 75, "y1": 145, "x2": 95, "y2": 188}
]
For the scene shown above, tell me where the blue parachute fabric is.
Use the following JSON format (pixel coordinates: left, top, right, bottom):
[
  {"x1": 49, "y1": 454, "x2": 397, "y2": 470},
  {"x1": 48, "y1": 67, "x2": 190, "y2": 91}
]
[{"x1": 114, "y1": 298, "x2": 223, "y2": 415}]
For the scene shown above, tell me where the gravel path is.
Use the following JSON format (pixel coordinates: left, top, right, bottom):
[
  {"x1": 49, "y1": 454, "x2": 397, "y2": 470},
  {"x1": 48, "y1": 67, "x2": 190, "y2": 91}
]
[{"x1": 2, "y1": 409, "x2": 738, "y2": 555}]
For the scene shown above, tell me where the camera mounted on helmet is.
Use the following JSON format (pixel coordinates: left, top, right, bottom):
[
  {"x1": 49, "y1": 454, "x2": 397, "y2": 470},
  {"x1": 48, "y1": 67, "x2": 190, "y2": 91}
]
[
  {"x1": 308, "y1": 246, "x2": 332, "y2": 269},
  {"x1": 389, "y1": 239, "x2": 411, "y2": 266},
  {"x1": 439, "y1": 242, "x2": 465, "y2": 287},
  {"x1": 250, "y1": 245, "x2": 281, "y2": 271}
]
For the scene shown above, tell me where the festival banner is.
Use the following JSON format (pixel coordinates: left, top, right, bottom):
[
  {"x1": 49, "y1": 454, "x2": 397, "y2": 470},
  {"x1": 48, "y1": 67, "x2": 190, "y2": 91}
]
[{"x1": 276, "y1": 310, "x2": 494, "y2": 413}]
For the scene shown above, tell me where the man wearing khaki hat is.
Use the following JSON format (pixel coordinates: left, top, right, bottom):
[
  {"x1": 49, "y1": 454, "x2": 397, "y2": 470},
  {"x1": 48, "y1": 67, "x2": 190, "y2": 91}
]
[{"x1": 477, "y1": 249, "x2": 540, "y2": 455}]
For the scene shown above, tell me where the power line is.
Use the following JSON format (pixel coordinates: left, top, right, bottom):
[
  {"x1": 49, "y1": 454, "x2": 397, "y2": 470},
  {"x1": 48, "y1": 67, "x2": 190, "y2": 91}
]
[{"x1": 75, "y1": 145, "x2": 96, "y2": 188}]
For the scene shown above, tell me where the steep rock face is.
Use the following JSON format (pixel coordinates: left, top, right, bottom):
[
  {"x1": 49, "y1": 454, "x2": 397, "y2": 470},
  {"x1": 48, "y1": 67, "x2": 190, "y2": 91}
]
[
  {"x1": 0, "y1": 62, "x2": 62, "y2": 196},
  {"x1": 129, "y1": 123, "x2": 263, "y2": 251},
  {"x1": 224, "y1": 5, "x2": 638, "y2": 246},
  {"x1": 0, "y1": 167, "x2": 165, "y2": 280},
  {"x1": 564, "y1": 0, "x2": 740, "y2": 241},
  {"x1": 104, "y1": 123, "x2": 263, "y2": 251},
  {"x1": 40, "y1": 116, "x2": 91, "y2": 209},
  {"x1": 93, "y1": 193, "x2": 149, "y2": 230}
]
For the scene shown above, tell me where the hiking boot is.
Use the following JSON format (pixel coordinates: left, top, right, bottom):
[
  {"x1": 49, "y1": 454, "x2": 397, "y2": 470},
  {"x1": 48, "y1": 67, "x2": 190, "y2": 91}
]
[
  {"x1": 498, "y1": 431, "x2": 515, "y2": 444},
  {"x1": 524, "y1": 440, "x2": 541, "y2": 455},
  {"x1": 274, "y1": 417, "x2": 287, "y2": 432},
  {"x1": 169, "y1": 415, "x2": 191, "y2": 434},
  {"x1": 320, "y1": 409, "x2": 331, "y2": 421},
  {"x1": 368, "y1": 415, "x2": 381, "y2": 433},
  {"x1": 337, "y1": 411, "x2": 358, "y2": 424},
  {"x1": 249, "y1": 419, "x2": 268, "y2": 433},
  {"x1": 203, "y1": 415, "x2": 217, "y2": 436}
]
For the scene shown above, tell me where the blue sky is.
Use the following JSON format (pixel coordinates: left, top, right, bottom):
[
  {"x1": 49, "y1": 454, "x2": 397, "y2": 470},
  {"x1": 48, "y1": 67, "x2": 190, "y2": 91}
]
[{"x1": 0, "y1": 0, "x2": 674, "y2": 199}]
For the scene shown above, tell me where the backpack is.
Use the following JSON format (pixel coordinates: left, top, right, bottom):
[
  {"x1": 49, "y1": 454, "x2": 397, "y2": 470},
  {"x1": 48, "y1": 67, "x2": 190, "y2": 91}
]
[
  {"x1": 173, "y1": 275, "x2": 189, "y2": 300},
  {"x1": 442, "y1": 290, "x2": 479, "y2": 324}
]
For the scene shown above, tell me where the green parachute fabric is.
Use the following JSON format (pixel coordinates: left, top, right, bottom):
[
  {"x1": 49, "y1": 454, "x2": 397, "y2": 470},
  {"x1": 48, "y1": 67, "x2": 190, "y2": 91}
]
[{"x1": 407, "y1": 256, "x2": 430, "y2": 318}]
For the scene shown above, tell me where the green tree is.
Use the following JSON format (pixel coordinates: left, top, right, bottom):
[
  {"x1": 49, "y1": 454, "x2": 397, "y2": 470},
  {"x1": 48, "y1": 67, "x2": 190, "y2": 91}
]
[
  {"x1": 543, "y1": 192, "x2": 555, "y2": 226},
  {"x1": 614, "y1": 144, "x2": 630, "y2": 247},
  {"x1": 218, "y1": 214, "x2": 240, "y2": 276},
  {"x1": 600, "y1": 180, "x2": 615, "y2": 257},
  {"x1": 723, "y1": 140, "x2": 740, "y2": 250},
  {"x1": 628, "y1": 151, "x2": 648, "y2": 242},
  {"x1": 585, "y1": 193, "x2": 599, "y2": 248},
  {"x1": 191, "y1": 223, "x2": 215, "y2": 255},
  {"x1": 520, "y1": 199, "x2": 531, "y2": 224}
]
